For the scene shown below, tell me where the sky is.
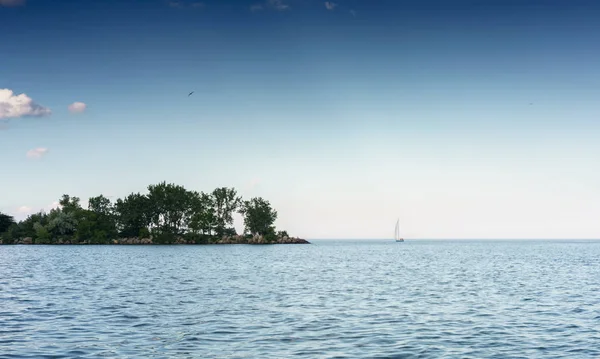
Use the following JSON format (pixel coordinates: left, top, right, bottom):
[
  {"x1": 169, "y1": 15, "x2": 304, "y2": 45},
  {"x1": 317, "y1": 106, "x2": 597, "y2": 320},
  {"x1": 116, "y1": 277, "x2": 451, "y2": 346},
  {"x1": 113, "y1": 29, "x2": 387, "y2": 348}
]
[{"x1": 1, "y1": 0, "x2": 600, "y2": 239}]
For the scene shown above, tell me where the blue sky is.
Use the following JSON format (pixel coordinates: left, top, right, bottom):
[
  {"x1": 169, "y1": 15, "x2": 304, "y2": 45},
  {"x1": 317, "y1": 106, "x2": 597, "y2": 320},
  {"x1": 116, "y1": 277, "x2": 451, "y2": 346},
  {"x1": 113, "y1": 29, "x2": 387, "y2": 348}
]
[{"x1": 1, "y1": 0, "x2": 600, "y2": 239}]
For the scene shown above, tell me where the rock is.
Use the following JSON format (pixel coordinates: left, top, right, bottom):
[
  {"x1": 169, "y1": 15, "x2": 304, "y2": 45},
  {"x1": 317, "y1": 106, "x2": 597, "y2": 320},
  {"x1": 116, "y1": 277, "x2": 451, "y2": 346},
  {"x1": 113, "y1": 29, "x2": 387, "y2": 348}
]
[{"x1": 276, "y1": 236, "x2": 310, "y2": 244}]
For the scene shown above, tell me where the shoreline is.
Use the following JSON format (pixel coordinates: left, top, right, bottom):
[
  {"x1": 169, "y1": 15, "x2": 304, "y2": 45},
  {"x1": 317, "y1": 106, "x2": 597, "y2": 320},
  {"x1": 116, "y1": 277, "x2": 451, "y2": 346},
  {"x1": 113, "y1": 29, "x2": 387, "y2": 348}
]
[
  {"x1": 1, "y1": 234, "x2": 310, "y2": 245},
  {"x1": 0, "y1": 183, "x2": 306, "y2": 246}
]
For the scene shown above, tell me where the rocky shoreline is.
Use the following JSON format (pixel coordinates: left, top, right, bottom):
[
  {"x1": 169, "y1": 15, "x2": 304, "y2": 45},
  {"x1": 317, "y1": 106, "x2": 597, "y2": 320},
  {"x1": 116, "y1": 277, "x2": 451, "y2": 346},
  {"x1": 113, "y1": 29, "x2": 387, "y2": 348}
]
[{"x1": 2, "y1": 234, "x2": 310, "y2": 245}]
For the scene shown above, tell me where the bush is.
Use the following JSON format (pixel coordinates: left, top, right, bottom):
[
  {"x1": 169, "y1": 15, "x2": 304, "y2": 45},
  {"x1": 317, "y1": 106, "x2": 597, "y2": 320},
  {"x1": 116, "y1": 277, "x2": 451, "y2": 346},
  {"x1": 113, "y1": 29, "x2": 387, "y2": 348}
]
[
  {"x1": 139, "y1": 227, "x2": 150, "y2": 238},
  {"x1": 184, "y1": 233, "x2": 210, "y2": 244},
  {"x1": 153, "y1": 232, "x2": 176, "y2": 244},
  {"x1": 264, "y1": 226, "x2": 277, "y2": 243},
  {"x1": 34, "y1": 222, "x2": 51, "y2": 244},
  {"x1": 1, "y1": 224, "x2": 22, "y2": 244}
]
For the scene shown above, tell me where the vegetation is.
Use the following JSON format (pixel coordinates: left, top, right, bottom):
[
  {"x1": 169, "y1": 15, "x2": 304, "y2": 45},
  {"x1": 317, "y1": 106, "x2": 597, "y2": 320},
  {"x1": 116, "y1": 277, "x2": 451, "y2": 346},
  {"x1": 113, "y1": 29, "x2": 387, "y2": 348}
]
[{"x1": 0, "y1": 182, "x2": 301, "y2": 245}]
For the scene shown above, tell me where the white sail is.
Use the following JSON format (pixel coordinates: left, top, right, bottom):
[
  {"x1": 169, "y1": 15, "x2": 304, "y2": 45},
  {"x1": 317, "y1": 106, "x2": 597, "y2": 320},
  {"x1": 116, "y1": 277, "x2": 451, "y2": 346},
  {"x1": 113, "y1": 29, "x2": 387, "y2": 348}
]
[{"x1": 395, "y1": 218, "x2": 404, "y2": 242}]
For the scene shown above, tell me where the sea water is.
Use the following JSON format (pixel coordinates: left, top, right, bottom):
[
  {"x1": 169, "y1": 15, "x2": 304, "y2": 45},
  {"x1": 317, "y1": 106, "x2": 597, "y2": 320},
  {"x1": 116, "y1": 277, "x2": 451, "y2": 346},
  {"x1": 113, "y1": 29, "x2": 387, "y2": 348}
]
[{"x1": 1, "y1": 239, "x2": 599, "y2": 358}]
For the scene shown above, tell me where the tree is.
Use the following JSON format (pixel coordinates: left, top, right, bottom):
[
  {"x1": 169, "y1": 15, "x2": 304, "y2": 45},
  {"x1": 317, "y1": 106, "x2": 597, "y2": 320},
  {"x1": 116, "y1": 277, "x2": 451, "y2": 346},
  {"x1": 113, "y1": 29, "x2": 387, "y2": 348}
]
[
  {"x1": 114, "y1": 192, "x2": 151, "y2": 238},
  {"x1": 34, "y1": 222, "x2": 51, "y2": 244},
  {"x1": 75, "y1": 195, "x2": 117, "y2": 244},
  {"x1": 147, "y1": 181, "x2": 191, "y2": 236},
  {"x1": 1, "y1": 181, "x2": 296, "y2": 246},
  {"x1": 88, "y1": 195, "x2": 113, "y2": 216},
  {"x1": 18, "y1": 211, "x2": 50, "y2": 242},
  {"x1": 211, "y1": 187, "x2": 241, "y2": 236},
  {"x1": 46, "y1": 209, "x2": 78, "y2": 237},
  {"x1": 59, "y1": 194, "x2": 82, "y2": 214},
  {"x1": 187, "y1": 191, "x2": 214, "y2": 235},
  {"x1": 1, "y1": 223, "x2": 21, "y2": 244},
  {"x1": 0, "y1": 212, "x2": 16, "y2": 234},
  {"x1": 240, "y1": 197, "x2": 278, "y2": 237}
]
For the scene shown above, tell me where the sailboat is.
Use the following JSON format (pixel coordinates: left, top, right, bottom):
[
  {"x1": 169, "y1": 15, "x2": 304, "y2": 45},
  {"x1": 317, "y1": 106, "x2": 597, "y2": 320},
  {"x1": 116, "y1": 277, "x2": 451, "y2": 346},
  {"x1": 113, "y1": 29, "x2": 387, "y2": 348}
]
[{"x1": 394, "y1": 218, "x2": 404, "y2": 242}]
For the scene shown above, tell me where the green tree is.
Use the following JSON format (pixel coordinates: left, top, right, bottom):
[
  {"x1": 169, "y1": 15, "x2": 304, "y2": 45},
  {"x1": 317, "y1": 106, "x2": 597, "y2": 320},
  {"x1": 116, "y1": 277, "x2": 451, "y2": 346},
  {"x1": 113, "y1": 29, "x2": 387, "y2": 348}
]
[
  {"x1": 211, "y1": 187, "x2": 241, "y2": 236},
  {"x1": 79, "y1": 194, "x2": 117, "y2": 243},
  {"x1": 18, "y1": 212, "x2": 49, "y2": 239},
  {"x1": 240, "y1": 197, "x2": 278, "y2": 237},
  {"x1": 187, "y1": 191, "x2": 218, "y2": 235},
  {"x1": 147, "y1": 181, "x2": 191, "y2": 237},
  {"x1": 88, "y1": 195, "x2": 113, "y2": 216},
  {"x1": 0, "y1": 212, "x2": 16, "y2": 234},
  {"x1": 59, "y1": 194, "x2": 82, "y2": 214},
  {"x1": 33, "y1": 222, "x2": 51, "y2": 244},
  {"x1": 114, "y1": 192, "x2": 151, "y2": 238},
  {"x1": 1, "y1": 182, "x2": 299, "y2": 246},
  {"x1": 46, "y1": 208, "x2": 78, "y2": 237},
  {"x1": 1, "y1": 223, "x2": 22, "y2": 244}
]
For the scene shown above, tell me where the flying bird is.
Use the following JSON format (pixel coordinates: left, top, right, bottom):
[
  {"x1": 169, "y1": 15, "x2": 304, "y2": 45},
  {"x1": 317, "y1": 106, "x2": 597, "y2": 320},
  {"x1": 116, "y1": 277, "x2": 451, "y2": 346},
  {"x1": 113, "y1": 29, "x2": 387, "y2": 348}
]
[{"x1": 188, "y1": 91, "x2": 194, "y2": 97}]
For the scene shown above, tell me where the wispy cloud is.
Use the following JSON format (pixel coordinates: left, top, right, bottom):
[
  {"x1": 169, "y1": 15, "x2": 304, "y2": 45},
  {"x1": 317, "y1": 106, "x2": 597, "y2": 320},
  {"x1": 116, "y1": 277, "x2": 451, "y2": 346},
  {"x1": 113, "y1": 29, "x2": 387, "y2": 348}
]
[
  {"x1": 26, "y1": 147, "x2": 49, "y2": 159},
  {"x1": 251, "y1": 0, "x2": 289, "y2": 11},
  {"x1": 0, "y1": 88, "x2": 51, "y2": 120},
  {"x1": 269, "y1": 0, "x2": 289, "y2": 10},
  {"x1": 246, "y1": 178, "x2": 261, "y2": 190},
  {"x1": 349, "y1": 9, "x2": 356, "y2": 17},
  {"x1": 0, "y1": 0, "x2": 25, "y2": 7},
  {"x1": 11, "y1": 201, "x2": 61, "y2": 218},
  {"x1": 16, "y1": 205, "x2": 32, "y2": 214},
  {"x1": 68, "y1": 101, "x2": 87, "y2": 114},
  {"x1": 324, "y1": 1, "x2": 337, "y2": 10},
  {"x1": 47, "y1": 201, "x2": 61, "y2": 211},
  {"x1": 168, "y1": 1, "x2": 204, "y2": 9}
]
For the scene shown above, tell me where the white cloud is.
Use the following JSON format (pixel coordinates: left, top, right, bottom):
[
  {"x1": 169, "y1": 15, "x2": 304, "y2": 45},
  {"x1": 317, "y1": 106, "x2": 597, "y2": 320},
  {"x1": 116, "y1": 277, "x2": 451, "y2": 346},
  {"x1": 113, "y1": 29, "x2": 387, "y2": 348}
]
[
  {"x1": 0, "y1": 0, "x2": 25, "y2": 7},
  {"x1": 16, "y1": 205, "x2": 32, "y2": 213},
  {"x1": 47, "y1": 201, "x2": 61, "y2": 211},
  {"x1": 26, "y1": 147, "x2": 49, "y2": 159},
  {"x1": 68, "y1": 101, "x2": 87, "y2": 113},
  {"x1": 252, "y1": 0, "x2": 288, "y2": 11},
  {"x1": 247, "y1": 178, "x2": 261, "y2": 190},
  {"x1": 325, "y1": 1, "x2": 337, "y2": 10},
  {"x1": 0, "y1": 89, "x2": 51, "y2": 120},
  {"x1": 168, "y1": 0, "x2": 203, "y2": 8},
  {"x1": 269, "y1": 0, "x2": 289, "y2": 10}
]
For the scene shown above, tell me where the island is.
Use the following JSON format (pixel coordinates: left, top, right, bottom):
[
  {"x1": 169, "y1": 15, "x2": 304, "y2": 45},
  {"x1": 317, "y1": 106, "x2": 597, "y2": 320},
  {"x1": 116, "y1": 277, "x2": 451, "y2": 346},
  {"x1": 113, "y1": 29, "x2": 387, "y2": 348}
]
[{"x1": 0, "y1": 182, "x2": 309, "y2": 245}]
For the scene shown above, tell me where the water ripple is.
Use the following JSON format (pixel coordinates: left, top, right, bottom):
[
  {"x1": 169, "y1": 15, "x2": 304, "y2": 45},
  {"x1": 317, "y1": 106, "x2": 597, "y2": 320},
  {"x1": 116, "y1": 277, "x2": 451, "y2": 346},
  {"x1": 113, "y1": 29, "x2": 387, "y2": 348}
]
[{"x1": 1, "y1": 240, "x2": 600, "y2": 358}]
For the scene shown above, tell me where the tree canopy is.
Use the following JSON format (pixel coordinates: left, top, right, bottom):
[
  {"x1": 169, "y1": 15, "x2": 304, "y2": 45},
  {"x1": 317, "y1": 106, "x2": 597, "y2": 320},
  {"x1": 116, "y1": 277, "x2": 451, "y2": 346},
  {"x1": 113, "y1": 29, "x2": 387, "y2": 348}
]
[
  {"x1": 0, "y1": 212, "x2": 16, "y2": 234},
  {"x1": 0, "y1": 182, "x2": 286, "y2": 245},
  {"x1": 240, "y1": 197, "x2": 278, "y2": 237}
]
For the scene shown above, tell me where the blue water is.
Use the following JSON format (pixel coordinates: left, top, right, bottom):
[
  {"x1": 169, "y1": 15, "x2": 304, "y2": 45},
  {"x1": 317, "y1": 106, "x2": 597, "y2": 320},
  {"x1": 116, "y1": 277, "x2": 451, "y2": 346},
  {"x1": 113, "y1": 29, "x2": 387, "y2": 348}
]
[{"x1": 1, "y1": 240, "x2": 599, "y2": 358}]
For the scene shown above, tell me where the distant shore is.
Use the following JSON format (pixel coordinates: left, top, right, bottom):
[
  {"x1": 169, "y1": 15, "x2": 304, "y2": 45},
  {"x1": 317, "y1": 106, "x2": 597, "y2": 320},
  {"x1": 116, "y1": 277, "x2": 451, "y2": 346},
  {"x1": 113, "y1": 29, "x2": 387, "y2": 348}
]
[
  {"x1": 0, "y1": 182, "x2": 308, "y2": 246},
  {"x1": 2, "y1": 234, "x2": 310, "y2": 245}
]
